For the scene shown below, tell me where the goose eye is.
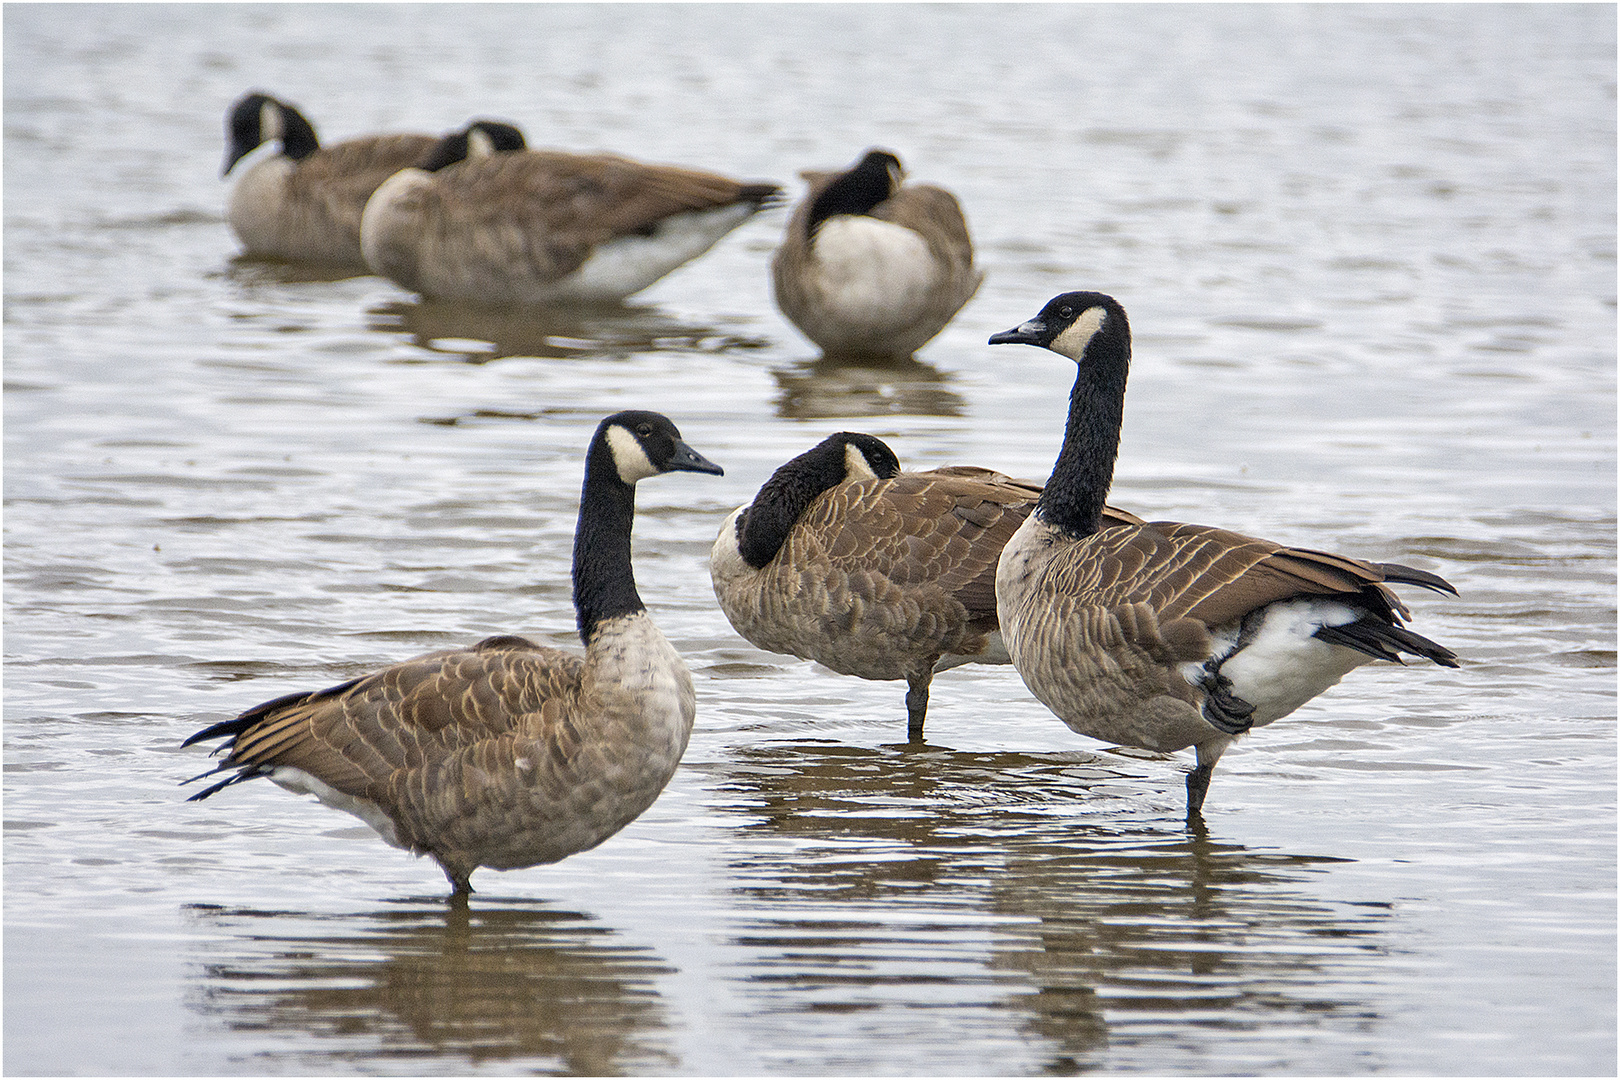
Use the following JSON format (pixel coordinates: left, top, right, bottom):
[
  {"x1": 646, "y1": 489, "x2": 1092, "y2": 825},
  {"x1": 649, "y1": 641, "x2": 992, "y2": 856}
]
[
  {"x1": 637, "y1": 423, "x2": 654, "y2": 437},
  {"x1": 1058, "y1": 306, "x2": 1074, "y2": 319}
]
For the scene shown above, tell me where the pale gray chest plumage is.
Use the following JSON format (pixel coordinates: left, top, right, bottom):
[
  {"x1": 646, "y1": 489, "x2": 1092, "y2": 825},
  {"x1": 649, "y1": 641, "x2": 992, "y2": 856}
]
[
  {"x1": 996, "y1": 516, "x2": 1215, "y2": 755},
  {"x1": 446, "y1": 615, "x2": 696, "y2": 871}
]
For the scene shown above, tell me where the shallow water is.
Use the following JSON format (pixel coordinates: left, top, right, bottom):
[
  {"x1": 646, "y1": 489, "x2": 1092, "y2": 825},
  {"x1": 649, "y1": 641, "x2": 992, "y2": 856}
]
[{"x1": 4, "y1": 3, "x2": 1615, "y2": 1075}]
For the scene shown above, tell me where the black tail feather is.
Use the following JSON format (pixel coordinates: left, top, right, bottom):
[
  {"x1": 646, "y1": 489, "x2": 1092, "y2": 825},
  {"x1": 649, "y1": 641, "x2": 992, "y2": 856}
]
[
  {"x1": 1376, "y1": 561, "x2": 1459, "y2": 597},
  {"x1": 1315, "y1": 618, "x2": 1460, "y2": 668},
  {"x1": 181, "y1": 678, "x2": 362, "y2": 750},
  {"x1": 181, "y1": 763, "x2": 269, "y2": 801}
]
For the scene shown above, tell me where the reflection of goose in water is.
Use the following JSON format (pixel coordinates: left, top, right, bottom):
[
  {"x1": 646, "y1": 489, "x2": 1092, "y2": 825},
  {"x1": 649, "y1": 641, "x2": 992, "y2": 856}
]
[
  {"x1": 368, "y1": 297, "x2": 773, "y2": 364},
  {"x1": 772, "y1": 353, "x2": 966, "y2": 419},
  {"x1": 181, "y1": 900, "x2": 676, "y2": 1073},
  {"x1": 707, "y1": 739, "x2": 1387, "y2": 1070}
]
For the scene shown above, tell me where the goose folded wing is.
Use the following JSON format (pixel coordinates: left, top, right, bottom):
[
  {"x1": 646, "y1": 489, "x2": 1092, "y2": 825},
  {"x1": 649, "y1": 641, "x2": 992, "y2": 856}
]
[
  {"x1": 294, "y1": 134, "x2": 440, "y2": 231},
  {"x1": 195, "y1": 637, "x2": 587, "y2": 802},
  {"x1": 1071, "y1": 522, "x2": 1417, "y2": 630}
]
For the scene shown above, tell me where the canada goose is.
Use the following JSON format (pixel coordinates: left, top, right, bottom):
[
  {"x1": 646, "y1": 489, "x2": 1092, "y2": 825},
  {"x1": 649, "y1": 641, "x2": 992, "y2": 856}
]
[
  {"x1": 222, "y1": 91, "x2": 525, "y2": 266},
  {"x1": 772, "y1": 149, "x2": 983, "y2": 360},
  {"x1": 183, "y1": 411, "x2": 723, "y2": 894},
  {"x1": 359, "y1": 136, "x2": 782, "y2": 304},
  {"x1": 989, "y1": 292, "x2": 1460, "y2": 814},
  {"x1": 709, "y1": 431, "x2": 1144, "y2": 739}
]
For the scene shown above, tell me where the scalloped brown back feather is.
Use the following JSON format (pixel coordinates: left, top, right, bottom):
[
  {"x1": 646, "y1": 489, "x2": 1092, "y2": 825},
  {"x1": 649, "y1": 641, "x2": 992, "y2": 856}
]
[
  {"x1": 409, "y1": 148, "x2": 775, "y2": 277},
  {"x1": 712, "y1": 464, "x2": 1139, "y2": 736},
  {"x1": 1052, "y1": 521, "x2": 1415, "y2": 632}
]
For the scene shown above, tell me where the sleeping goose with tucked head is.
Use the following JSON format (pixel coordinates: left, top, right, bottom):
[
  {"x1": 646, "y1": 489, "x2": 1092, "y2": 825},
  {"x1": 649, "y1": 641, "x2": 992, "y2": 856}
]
[
  {"x1": 221, "y1": 91, "x2": 525, "y2": 267},
  {"x1": 709, "y1": 431, "x2": 1143, "y2": 739},
  {"x1": 989, "y1": 292, "x2": 1460, "y2": 815},
  {"x1": 772, "y1": 149, "x2": 983, "y2": 360},
  {"x1": 359, "y1": 132, "x2": 782, "y2": 304},
  {"x1": 183, "y1": 411, "x2": 723, "y2": 895}
]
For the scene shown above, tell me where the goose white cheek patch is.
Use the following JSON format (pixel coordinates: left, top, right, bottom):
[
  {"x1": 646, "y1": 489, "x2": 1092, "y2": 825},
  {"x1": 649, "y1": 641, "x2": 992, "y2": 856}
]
[
  {"x1": 1051, "y1": 306, "x2": 1107, "y2": 358},
  {"x1": 606, "y1": 425, "x2": 659, "y2": 483},
  {"x1": 845, "y1": 443, "x2": 882, "y2": 481}
]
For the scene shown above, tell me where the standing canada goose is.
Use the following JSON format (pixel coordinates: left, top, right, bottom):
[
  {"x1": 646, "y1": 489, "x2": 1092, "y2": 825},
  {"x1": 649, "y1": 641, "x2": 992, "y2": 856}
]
[
  {"x1": 709, "y1": 431, "x2": 1143, "y2": 739},
  {"x1": 359, "y1": 136, "x2": 782, "y2": 304},
  {"x1": 183, "y1": 411, "x2": 723, "y2": 895},
  {"x1": 989, "y1": 292, "x2": 1460, "y2": 815},
  {"x1": 222, "y1": 91, "x2": 525, "y2": 266},
  {"x1": 772, "y1": 149, "x2": 983, "y2": 360}
]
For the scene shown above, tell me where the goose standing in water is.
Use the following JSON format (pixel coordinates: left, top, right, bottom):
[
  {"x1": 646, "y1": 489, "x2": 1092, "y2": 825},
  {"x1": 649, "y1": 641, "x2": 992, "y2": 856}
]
[
  {"x1": 989, "y1": 292, "x2": 1459, "y2": 814},
  {"x1": 772, "y1": 149, "x2": 983, "y2": 360},
  {"x1": 222, "y1": 91, "x2": 524, "y2": 267},
  {"x1": 710, "y1": 431, "x2": 1142, "y2": 739},
  {"x1": 359, "y1": 135, "x2": 781, "y2": 304},
  {"x1": 184, "y1": 411, "x2": 723, "y2": 895}
]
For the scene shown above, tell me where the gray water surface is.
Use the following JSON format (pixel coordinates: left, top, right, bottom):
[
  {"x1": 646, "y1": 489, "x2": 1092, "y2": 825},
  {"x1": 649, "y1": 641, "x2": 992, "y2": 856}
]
[{"x1": 5, "y1": 4, "x2": 1615, "y2": 1075}]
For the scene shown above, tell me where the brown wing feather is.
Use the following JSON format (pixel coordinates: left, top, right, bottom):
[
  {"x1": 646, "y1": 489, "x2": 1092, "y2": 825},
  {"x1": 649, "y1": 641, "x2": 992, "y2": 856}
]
[
  {"x1": 426, "y1": 149, "x2": 764, "y2": 275},
  {"x1": 1052, "y1": 521, "x2": 1412, "y2": 631},
  {"x1": 219, "y1": 636, "x2": 585, "y2": 803},
  {"x1": 288, "y1": 133, "x2": 440, "y2": 239},
  {"x1": 799, "y1": 470, "x2": 1037, "y2": 635}
]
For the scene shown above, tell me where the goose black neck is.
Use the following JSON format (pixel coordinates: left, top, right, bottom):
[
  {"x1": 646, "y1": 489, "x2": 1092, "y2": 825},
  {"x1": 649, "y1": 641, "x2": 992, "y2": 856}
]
[
  {"x1": 807, "y1": 158, "x2": 894, "y2": 236},
  {"x1": 572, "y1": 440, "x2": 643, "y2": 645},
  {"x1": 277, "y1": 105, "x2": 320, "y2": 161},
  {"x1": 1038, "y1": 336, "x2": 1130, "y2": 537},
  {"x1": 737, "y1": 437, "x2": 859, "y2": 568}
]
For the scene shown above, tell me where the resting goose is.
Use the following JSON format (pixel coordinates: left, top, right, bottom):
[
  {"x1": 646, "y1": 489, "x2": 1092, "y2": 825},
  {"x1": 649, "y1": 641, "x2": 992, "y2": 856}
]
[
  {"x1": 359, "y1": 135, "x2": 782, "y2": 304},
  {"x1": 709, "y1": 431, "x2": 1143, "y2": 739},
  {"x1": 183, "y1": 411, "x2": 724, "y2": 894},
  {"x1": 772, "y1": 149, "x2": 983, "y2": 359},
  {"x1": 989, "y1": 292, "x2": 1459, "y2": 814},
  {"x1": 222, "y1": 92, "x2": 524, "y2": 266}
]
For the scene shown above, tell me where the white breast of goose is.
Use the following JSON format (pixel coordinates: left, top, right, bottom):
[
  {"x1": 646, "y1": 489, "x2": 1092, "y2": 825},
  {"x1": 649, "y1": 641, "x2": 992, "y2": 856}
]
[
  {"x1": 709, "y1": 505, "x2": 833, "y2": 668},
  {"x1": 226, "y1": 156, "x2": 299, "y2": 255},
  {"x1": 357, "y1": 168, "x2": 435, "y2": 287},
  {"x1": 810, "y1": 215, "x2": 941, "y2": 322},
  {"x1": 709, "y1": 505, "x2": 751, "y2": 585}
]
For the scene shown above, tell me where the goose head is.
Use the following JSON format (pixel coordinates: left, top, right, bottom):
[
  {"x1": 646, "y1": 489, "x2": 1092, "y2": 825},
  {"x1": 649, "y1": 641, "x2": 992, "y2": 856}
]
[
  {"x1": 415, "y1": 119, "x2": 528, "y2": 172},
  {"x1": 598, "y1": 410, "x2": 724, "y2": 485},
  {"x1": 990, "y1": 292, "x2": 1133, "y2": 537},
  {"x1": 807, "y1": 149, "x2": 907, "y2": 233},
  {"x1": 223, "y1": 92, "x2": 319, "y2": 176},
  {"x1": 735, "y1": 431, "x2": 900, "y2": 569},
  {"x1": 987, "y1": 291, "x2": 1130, "y2": 366},
  {"x1": 821, "y1": 431, "x2": 903, "y2": 484}
]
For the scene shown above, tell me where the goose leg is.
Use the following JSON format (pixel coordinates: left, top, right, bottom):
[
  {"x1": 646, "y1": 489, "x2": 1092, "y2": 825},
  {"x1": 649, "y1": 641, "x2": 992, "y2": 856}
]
[
  {"x1": 439, "y1": 857, "x2": 475, "y2": 897},
  {"x1": 1185, "y1": 762, "x2": 1215, "y2": 818},
  {"x1": 1186, "y1": 737, "x2": 1232, "y2": 818},
  {"x1": 1198, "y1": 671, "x2": 1255, "y2": 735},
  {"x1": 904, "y1": 671, "x2": 933, "y2": 742}
]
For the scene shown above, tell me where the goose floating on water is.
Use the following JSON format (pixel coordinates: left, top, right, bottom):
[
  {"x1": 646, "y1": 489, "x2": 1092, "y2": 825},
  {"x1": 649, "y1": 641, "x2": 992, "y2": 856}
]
[
  {"x1": 184, "y1": 411, "x2": 723, "y2": 895},
  {"x1": 709, "y1": 431, "x2": 1142, "y2": 739},
  {"x1": 989, "y1": 292, "x2": 1460, "y2": 814},
  {"x1": 359, "y1": 132, "x2": 782, "y2": 304},
  {"x1": 221, "y1": 91, "x2": 524, "y2": 267},
  {"x1": 772, "y1": 149, "x2": 983, "y2": 360}
]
